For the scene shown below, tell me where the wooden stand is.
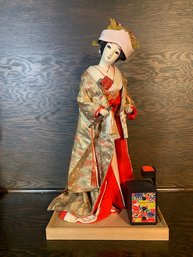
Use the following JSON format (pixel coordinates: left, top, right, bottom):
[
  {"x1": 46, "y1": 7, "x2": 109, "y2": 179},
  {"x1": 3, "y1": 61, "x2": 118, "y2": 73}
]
[{"x1": 46, "y1": 208, "x2": 169, "y2": 241}]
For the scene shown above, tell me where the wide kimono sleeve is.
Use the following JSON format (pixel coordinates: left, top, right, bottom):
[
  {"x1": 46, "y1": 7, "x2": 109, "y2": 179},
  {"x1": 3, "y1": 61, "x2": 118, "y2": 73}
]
[
  {"x1": 77, "y1": 74, "x2": 102, "y2": 122},
  {"x1": 123, "y1": 76, "x2": 137, "y2": 120}
]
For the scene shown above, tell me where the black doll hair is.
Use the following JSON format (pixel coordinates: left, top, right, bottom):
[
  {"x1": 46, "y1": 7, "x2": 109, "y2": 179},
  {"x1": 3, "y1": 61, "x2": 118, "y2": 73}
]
[{"x1": 98, "y1": 40, "x2": 126, "y2": 61}]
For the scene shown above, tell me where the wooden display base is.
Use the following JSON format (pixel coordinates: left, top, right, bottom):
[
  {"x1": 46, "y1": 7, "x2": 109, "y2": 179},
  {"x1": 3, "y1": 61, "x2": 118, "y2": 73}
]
[{"x1": 46, "y1": 208, "x2": 169, "y2": 241}]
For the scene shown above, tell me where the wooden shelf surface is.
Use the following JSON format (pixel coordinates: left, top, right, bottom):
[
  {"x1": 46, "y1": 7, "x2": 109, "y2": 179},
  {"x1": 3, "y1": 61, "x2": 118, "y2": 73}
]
[{"x1": 46, "y1": 208, "x2": 169, "y2": 240}]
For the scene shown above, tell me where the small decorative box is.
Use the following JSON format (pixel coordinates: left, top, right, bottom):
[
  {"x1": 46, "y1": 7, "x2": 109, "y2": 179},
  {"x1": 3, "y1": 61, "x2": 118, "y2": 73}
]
[{"x1": 126, "y1": 166, "x2": 157, "y2": 225}]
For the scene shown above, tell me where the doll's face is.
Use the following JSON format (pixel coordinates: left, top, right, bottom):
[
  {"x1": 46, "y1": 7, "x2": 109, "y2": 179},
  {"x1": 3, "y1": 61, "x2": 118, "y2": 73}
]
[{"x1": 101, "y1": 42, "x2": 121, "y2": 65}]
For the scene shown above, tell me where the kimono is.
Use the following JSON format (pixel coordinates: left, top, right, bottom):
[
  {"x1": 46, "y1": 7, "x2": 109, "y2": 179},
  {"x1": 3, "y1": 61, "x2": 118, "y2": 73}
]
[{"x1": 48, "y1": 65, "x2": 137, "y2": 223}]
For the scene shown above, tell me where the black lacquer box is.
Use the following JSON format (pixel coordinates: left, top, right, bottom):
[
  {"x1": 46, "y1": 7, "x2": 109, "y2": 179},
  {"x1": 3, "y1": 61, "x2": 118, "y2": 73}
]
[{"x1": 126, "y1": 166, "x2": 157, "y2": 225}]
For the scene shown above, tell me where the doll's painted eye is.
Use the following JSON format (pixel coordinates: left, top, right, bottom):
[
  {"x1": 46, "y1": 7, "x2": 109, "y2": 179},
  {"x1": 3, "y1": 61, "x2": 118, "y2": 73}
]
[
  {"x1": 115, "y1": 51, "x2": 120, "y2": 55},
  {"x1": 107, "y1": 44, "x2": 111, "y2": 49}
]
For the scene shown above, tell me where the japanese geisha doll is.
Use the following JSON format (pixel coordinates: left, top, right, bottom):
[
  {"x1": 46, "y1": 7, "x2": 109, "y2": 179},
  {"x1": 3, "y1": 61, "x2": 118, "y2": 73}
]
[{"x1": 48, "y1": 18, "x2": 139, "y2": 223}]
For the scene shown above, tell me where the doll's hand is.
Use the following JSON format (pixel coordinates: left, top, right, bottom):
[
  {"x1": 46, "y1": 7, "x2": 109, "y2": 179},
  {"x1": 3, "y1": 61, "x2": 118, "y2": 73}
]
[
  {"x1": 125, "y1": 104, "x2": 133, "y2": 114},
  {"x1": 99, "y1": 108, "x2": 109, "y2": 117}
]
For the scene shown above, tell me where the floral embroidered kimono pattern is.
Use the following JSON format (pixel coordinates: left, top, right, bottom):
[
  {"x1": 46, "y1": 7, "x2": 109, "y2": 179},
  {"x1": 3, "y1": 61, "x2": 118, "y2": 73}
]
[{"x1": 48, "y1": 65, "x2": 137, "y2": 223}]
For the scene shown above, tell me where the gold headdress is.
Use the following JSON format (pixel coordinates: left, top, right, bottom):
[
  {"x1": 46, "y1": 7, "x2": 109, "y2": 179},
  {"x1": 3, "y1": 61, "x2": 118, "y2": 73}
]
[
  {"x1": 92, "y1": 18, "x2": 139, "y2": 50},
  {"x1": 107, "y1": 18, "x2": 139, "y2": 49}
]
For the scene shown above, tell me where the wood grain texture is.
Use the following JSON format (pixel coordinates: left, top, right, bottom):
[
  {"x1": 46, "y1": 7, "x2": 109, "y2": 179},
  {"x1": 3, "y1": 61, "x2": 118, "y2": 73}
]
[
  {"x1": 0, "y1": 192, "x2": 192, "y2": 256},
  {"x1": 0, "y1": 0, "x2": 193, "y2": 189}
]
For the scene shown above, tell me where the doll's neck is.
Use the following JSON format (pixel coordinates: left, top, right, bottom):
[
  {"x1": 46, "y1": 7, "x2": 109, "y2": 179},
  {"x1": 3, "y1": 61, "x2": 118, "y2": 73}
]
[
  {"x1": 98, "y1": 60, "x2": 111, "y2": 73},
  {"x1": 98, "y1": 61, "x2": 114, "y2": 78}
]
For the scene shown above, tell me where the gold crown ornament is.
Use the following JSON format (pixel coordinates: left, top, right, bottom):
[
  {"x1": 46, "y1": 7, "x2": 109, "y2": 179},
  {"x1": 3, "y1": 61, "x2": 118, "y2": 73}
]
[{"x1": 92, "y1": 18, "x2": 139, "y2": 51}]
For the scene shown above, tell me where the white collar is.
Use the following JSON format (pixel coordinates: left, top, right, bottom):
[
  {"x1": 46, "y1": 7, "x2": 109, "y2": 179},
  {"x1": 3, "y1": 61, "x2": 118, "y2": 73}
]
[{"x1": 87, "y1": 65, "x2": 122, "y2": 91}]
